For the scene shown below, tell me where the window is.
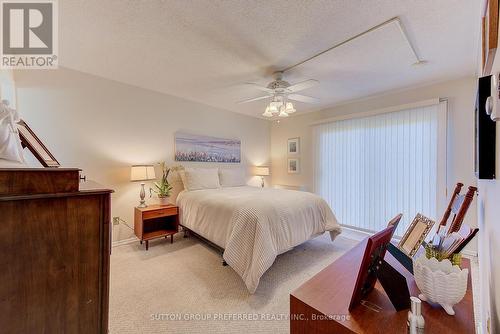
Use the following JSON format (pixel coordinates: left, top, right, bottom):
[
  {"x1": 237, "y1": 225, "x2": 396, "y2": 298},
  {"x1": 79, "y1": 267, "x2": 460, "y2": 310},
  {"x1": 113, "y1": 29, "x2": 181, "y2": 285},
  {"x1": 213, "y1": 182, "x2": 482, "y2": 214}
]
[{"x1": 313, "y1": 101, "x2": 447, "y2": 237}]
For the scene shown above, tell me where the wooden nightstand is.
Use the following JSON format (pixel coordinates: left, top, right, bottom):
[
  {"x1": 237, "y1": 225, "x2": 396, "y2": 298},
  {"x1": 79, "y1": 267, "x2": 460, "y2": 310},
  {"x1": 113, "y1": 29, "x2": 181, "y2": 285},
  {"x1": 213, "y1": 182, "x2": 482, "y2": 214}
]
[{"x1": 134, "y1": 204, "x2": 179, "y2": 250}]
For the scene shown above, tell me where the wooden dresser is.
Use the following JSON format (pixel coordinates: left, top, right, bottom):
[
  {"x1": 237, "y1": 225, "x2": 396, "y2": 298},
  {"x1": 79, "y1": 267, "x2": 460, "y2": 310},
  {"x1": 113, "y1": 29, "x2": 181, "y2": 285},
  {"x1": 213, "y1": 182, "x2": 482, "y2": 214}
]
[{"x1": 0, "y1": 168, "x2": 113, "y2": 334}]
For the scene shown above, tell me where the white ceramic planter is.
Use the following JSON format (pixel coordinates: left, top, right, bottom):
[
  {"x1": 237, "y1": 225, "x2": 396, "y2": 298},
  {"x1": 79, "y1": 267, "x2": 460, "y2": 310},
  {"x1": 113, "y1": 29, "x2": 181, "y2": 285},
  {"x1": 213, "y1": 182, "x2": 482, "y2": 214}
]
[
  {"x1": 158, "y1": 196, "x2": 170, "y2": 206},
  {"x1": 413, "y1": 256, "x2": 468, "y2": 315}
]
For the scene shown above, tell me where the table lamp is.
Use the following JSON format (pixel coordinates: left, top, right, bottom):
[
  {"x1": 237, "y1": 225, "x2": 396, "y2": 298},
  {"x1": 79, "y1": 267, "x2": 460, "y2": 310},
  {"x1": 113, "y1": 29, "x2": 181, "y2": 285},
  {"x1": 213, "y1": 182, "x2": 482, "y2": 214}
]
[
  {"x1": 130, "y1": 165, "x2": 156, "y2": 208},
  {"x1": 254, "y1": 166, "x2": 270, "y2": 188}
]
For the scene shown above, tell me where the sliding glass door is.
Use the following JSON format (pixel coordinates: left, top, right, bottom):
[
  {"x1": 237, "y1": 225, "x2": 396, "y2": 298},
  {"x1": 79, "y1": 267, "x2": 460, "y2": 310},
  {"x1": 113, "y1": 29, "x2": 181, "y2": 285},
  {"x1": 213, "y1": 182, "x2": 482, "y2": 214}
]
[{"x1": 312, "y1": 101, "x2": 447, "y2": 237}]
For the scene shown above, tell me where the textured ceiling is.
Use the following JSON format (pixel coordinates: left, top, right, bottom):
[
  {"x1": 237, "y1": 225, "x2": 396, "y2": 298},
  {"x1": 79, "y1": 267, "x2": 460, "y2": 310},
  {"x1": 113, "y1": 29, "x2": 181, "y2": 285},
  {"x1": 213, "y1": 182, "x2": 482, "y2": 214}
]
[{"x1": 60, "y1": 0, "x2": 481, "y2": 118}]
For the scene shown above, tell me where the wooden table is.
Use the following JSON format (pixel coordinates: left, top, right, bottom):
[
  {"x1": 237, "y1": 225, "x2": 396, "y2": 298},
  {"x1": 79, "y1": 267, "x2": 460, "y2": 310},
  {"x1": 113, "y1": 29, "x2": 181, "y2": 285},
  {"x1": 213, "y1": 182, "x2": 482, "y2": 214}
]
[
  {"x1": 134, "y1": 204, "x2": 179, "y2": 250},
  {"x1": 290, "y1": 239, "x2": 475, "y2": 334}
]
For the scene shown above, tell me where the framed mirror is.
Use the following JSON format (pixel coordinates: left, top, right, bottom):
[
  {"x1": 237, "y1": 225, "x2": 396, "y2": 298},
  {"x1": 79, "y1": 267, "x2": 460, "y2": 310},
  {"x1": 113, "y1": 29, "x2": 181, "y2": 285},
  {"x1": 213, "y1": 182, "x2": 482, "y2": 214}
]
[{"x1": 398, "y1": 213, "x2": 435, "y2": 257}]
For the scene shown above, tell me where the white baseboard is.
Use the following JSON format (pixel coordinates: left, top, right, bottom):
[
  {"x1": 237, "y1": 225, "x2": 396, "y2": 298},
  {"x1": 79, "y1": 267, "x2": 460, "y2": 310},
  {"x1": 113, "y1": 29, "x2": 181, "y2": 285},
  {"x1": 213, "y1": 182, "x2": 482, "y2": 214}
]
[
  {"x1": 341, "y1": 225, "x2": 403, "y2": 243},
  {"x1": 340, "y1": 225, "x2": 373, "y2": 242},
  {"x1": 462, "y1": 248, "x2": 478, "y2": 258},
  {"x1": 112, "y1": 237, "x2": 138, "y2": 247}
]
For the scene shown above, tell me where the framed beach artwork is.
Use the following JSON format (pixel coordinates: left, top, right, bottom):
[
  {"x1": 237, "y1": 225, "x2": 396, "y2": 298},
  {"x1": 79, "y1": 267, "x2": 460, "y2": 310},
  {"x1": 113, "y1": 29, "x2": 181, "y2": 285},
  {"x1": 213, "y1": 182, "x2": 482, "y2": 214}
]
[
  {"x1": 288, "y1": 158, "x2": 300, "y2": 174},
  {"x1": 175, "y1": 132, "x2": 241, "y2": 163},
  {"x1": 287, "y1": 137, "x2": 300, "y2": 155}
]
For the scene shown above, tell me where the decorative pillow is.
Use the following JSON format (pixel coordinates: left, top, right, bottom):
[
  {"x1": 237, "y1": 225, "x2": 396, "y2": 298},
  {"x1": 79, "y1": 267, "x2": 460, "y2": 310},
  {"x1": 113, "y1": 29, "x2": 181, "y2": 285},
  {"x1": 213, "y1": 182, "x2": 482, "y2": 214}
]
[
  {"x1": 179, "y1": 167, "x2": 220, "y2": 191},
  {"x1": 219, "y1": 168, "x2": 247, "y2": 187},
  {"x1": 167, "y1": 167, "x2": 185, "y2": 203}
]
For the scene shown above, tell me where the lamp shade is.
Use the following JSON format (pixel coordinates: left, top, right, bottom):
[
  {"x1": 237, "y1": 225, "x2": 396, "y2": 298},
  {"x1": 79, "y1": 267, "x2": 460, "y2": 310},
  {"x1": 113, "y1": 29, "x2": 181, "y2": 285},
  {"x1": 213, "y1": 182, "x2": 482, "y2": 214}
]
[
  {"x1": 130, "y1": 165, "x2": 156, "y2": 181},
  {"x1": 254, "y1": 166, "x2": 270, "y2": 176},
  {"x1": 262, "y1": 106, "x2": 273, "y2": 117},
  {"x1": 285, "y1": 102, "x2": 296, "y2": 113}
]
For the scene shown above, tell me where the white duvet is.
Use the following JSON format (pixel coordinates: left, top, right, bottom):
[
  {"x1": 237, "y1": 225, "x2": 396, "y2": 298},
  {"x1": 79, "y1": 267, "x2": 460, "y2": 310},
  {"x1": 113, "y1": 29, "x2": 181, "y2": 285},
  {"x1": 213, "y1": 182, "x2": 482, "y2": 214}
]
[{"x1": 176, "y1": 186, "x2": 341, "y2": 293}]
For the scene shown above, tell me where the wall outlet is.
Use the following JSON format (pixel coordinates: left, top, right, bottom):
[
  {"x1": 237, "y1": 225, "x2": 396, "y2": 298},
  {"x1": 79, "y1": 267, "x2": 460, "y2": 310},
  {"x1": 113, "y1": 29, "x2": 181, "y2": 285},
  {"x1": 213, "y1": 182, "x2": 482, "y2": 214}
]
[{"x1": 112, "y1": 217, "x2": 120, "y2": 226}]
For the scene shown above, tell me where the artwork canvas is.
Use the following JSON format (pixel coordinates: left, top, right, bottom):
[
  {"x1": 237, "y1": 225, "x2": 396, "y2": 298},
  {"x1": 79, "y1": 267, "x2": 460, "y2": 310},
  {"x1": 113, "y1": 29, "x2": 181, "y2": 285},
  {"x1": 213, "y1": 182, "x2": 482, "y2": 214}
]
[
  {"x1": 288, "y1": 137, "x2": 300, "y2": 155},
  {"x1": 288, "y1": 158, "x2": 299, "y2": 174},
  {"x1": 175, "y1": 132, "x2": 241, "y2": 163}
]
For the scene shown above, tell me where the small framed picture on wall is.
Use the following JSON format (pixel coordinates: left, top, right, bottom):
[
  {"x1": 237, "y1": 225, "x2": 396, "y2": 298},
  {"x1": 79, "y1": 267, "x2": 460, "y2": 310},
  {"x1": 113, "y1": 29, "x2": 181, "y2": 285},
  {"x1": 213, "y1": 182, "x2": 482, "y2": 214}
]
[
  {"x1": 287, "y1": 137, "x2": 300, "y2": 155},
  {"x1": 288, "y1": 158, "x2": 300, "y2": 174}
]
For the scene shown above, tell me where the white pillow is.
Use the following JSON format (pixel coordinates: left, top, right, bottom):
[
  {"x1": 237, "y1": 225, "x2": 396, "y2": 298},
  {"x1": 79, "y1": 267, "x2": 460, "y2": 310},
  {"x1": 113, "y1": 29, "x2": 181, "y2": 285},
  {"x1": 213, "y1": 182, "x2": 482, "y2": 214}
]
[
  {"x1": 167, "y1": 168, "x2": 185, "y2": 203},
  {"x1": 179, "y1": 167, "x2": 220, "y2": 191},
  {"x1": 219, "y1": 168, "x2": 246, "y2": 187}
]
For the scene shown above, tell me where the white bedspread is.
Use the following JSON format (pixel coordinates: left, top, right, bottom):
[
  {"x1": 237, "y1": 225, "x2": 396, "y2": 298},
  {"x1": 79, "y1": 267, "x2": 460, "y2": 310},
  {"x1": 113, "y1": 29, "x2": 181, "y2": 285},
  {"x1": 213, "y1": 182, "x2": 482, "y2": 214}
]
[{"x1": 176, "y1": 186, "x2": 341, "y2": 293}]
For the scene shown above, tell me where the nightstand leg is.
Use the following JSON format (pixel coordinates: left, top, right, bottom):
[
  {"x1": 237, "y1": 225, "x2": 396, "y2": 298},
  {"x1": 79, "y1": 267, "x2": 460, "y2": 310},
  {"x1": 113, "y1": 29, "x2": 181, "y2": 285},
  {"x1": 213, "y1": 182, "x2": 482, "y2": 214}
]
[
  {"x1": 146, "y1": 240, "x2": 149, "y2": 251},
  {"x1": 140, "y1": 240, "x2": 143, "y2": 244},
  {"x1": 171, "y1": 235, "x2": 173, "y2": 244}
]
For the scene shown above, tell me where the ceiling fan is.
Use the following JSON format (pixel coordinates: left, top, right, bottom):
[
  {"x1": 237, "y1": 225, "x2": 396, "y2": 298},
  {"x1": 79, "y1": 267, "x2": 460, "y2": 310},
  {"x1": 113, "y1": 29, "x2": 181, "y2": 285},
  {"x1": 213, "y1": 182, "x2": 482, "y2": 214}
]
[{"x1": 238, "y1": 71, "x2": 320, "y2": 118}]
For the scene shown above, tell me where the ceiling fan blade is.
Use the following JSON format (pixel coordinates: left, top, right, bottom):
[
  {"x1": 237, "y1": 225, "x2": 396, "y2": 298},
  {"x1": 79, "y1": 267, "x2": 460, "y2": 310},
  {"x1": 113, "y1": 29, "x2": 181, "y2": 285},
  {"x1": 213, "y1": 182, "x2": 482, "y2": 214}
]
[
  {"x1": 237, "y1": 95, "x2": 271, "y2": 104},
  {"x1": 288, "y1": 94, "x2": 320, "y2": 104},
  {"x1": 287, "y1": 79, "x2": 319, "y2": 93},
  {"x1": 244, "y1": 82, "x2": 274, "y2": 93}
]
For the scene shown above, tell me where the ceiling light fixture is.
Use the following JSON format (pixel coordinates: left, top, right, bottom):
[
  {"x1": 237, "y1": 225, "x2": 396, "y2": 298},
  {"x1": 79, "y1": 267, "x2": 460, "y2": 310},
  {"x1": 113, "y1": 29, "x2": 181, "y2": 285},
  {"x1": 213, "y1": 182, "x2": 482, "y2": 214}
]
[
  {"x1": 262, "y1": 100, "x2": 295, "y2": 118},
  {"x1": 278, "y1": 109, "x2": 289, "y2": 117},
  {"x1": 285, "y1": 102, "x2": 296, "y2": 114},
  {"x1": 262, "y1": 106, "x2": 273, "y2": 117}
]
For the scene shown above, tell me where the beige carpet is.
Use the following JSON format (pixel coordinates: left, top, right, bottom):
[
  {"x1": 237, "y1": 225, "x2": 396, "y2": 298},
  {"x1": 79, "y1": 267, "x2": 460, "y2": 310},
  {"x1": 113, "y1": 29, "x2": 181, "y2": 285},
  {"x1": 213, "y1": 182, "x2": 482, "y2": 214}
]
[{"x1": 109, "y1": 232, "x2": 357, "y2": 334}]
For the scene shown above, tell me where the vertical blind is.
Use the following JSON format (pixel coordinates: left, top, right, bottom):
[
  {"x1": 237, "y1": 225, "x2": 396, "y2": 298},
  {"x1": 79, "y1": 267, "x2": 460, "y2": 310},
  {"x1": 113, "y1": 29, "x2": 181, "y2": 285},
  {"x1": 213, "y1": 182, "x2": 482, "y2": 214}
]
[{"x1": 313, "y1": 102, "x2": 447, "y2": 237}]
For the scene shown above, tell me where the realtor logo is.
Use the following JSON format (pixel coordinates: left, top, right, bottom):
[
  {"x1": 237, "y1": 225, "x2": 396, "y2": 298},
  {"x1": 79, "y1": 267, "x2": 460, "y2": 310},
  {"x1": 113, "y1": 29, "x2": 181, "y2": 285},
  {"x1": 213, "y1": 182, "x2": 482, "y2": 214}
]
[{"x1": 1, "y1": 0, "x2": 58, "y2": 69}]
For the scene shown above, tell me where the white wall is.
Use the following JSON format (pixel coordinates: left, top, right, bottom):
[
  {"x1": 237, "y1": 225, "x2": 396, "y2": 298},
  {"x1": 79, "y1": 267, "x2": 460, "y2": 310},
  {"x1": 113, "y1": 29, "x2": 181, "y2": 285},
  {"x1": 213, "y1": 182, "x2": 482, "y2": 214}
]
[
  {"x1": 14, "y1": 67, "x2": 271, "y2": 242},
  {"x1": 0, "y1": 70, "x2": 16, "y2": 108},
  {"x1": 271, "y1": 77, "x2": 478, "y2": 250}
]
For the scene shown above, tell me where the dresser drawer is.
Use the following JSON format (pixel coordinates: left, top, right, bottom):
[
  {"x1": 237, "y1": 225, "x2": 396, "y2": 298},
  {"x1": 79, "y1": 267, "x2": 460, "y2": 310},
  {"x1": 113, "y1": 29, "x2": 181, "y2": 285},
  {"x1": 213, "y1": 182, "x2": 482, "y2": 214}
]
[{"x1": 143, "y1": 206, "x2": 178, "y2": 220}]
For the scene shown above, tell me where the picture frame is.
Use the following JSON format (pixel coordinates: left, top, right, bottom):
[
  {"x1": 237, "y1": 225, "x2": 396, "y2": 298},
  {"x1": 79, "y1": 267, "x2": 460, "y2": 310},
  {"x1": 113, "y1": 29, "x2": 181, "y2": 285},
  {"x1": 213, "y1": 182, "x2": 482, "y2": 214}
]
[
  {"x1": 349, "y1": 221, "x2": 409, "y2": 311},
  {"x1": 482, "y1": 0, "x2": 499, "y2": 75},
  {"x1": 287, "y1": 137, "x2": 300, "y2": 155},
  {"x1": 174, "y1": 132, "x2": 241, "y2": 163},
  {"x1": 387, "y1": 213, "x2": 403, "y2": 229},
  {"x1": 398, "y1": 213, "x2": 435, "y2": 257},
  {"x1": 288, "y1": 158, "x2": 299, "y2": 174},
  {"x1": 17, "y1": 120, "x2": 60, "y2": 167}
]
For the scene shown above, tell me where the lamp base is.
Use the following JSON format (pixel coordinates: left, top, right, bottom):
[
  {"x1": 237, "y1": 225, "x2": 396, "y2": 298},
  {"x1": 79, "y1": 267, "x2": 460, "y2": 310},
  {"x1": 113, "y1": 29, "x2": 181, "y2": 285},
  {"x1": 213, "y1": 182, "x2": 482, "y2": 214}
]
[
  {"x1": 138, "y1": 182, "x2": 147, "y2": 208},
  {"x1": 260, "y1": 176, "x2": 265, "y2": 188}
]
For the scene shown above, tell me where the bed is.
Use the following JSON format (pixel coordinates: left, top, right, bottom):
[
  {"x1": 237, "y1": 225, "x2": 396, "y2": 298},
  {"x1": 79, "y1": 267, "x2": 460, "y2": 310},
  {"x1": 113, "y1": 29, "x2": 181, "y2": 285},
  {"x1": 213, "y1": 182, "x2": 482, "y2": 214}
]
[{"x1": 176, "y1": 185, "x2": 341, "y2": 293}]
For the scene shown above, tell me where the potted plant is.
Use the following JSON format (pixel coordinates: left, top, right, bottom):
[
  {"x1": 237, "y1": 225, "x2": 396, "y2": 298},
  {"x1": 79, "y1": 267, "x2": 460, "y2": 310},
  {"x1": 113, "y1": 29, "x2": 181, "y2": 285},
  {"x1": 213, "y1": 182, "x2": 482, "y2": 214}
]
[{"x1": 150, "y1": 162, "x2": 173, "y2": 206}]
